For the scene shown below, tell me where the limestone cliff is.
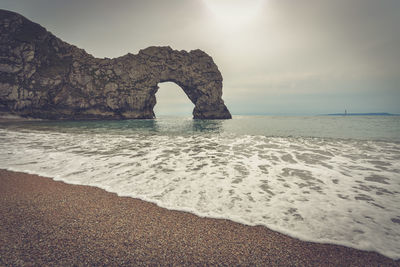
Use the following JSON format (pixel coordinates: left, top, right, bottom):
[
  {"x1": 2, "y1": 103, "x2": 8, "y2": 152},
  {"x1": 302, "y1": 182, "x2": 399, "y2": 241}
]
[{"x1": 0, "y1": 9, "x2": 232, "y2": 119}]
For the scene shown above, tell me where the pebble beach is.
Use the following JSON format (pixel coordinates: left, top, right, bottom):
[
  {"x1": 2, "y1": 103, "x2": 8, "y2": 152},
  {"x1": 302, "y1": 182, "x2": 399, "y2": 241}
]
[{"x1": 1, "y1": 169, "x2": 398, "y2": 266}]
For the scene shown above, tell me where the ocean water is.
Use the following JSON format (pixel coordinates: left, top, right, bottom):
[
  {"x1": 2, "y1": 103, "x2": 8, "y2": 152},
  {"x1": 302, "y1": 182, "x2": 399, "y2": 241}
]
[{"x1": 1, "y1": 115, "x2": 399, "y2": 259}]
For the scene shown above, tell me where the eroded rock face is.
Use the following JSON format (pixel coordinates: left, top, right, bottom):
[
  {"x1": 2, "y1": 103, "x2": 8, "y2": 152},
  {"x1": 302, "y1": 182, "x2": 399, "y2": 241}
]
[{"x1": 0, "y1": 9, "x2": 231, "y2": 119}]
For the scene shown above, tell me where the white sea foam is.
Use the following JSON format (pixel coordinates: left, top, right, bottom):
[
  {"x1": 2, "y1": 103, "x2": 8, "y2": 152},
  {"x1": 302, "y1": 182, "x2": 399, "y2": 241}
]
[{"x1": 1, "y1": 127, "x2": 400, "y2": 259}]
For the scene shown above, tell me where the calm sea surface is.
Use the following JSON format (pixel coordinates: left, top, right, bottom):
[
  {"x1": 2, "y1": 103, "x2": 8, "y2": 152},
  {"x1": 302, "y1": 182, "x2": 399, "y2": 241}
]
[{"x1": 1, "y1": 115, "x2": 399, "y2": 259}]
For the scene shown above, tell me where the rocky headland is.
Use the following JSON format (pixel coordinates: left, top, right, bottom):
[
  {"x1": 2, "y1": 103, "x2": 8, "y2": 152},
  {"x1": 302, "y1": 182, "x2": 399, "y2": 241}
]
[{"x1": 0, "y1": 9, "x2": 231, "y2": 120}]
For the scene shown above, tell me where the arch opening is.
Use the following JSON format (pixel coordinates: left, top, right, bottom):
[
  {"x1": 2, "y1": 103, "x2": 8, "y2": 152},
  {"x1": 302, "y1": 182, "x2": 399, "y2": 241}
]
[{"x1": 153, "y1": 82, "x2": 195, "y2": 117}]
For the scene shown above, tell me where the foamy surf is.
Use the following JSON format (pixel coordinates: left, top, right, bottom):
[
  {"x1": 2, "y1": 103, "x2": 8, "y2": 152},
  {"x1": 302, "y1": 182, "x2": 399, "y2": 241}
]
[{"x1": 1, "y1": 118, "x2": 399, "y2": 259}]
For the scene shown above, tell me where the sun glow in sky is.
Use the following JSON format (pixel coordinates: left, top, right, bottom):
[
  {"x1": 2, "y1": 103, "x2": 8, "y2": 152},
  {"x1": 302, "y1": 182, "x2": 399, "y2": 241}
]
[
  {"x1": 2, "y1": 0, "x2": 400, "y2": 115},
  {"x1": 203, "y1": 0, "x2": 265, "y2": 29}
]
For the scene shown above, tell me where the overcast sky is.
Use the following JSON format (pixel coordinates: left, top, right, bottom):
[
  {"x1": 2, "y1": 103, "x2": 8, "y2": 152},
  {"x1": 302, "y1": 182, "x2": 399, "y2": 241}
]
[{"x1": 2, "y1": 0, "x2": 400, "y2": 115}]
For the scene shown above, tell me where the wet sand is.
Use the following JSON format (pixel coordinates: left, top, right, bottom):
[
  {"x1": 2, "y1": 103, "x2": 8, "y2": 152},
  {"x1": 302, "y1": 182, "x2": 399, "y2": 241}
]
[{"x1": 0, "y1": 169, "x2": 398, "y2": 266}]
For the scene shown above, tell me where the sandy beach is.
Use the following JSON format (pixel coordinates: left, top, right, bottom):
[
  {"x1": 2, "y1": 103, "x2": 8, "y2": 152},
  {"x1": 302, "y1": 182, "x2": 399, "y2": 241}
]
[{"x1": 0, "y1": 169, "x2": 398, "y2": 266}]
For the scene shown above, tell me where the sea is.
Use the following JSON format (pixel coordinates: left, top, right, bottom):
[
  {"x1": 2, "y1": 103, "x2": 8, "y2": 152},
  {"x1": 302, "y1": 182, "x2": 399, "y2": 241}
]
[{"x1": 0, "y1": 115, "x2": 399, "y2": 259}]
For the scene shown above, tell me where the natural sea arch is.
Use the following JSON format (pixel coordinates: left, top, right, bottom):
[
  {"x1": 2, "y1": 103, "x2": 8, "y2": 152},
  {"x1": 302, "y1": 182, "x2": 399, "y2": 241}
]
[
  {"x1": 0, "y1": 10, "x2": 232, "y2": 120},
  {"x1": 137, "y1": 47, "x2": 232, "y2": 120}
]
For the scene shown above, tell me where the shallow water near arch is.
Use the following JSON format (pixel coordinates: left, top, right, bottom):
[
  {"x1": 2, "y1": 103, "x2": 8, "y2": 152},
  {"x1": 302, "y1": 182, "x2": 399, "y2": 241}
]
[{"x1": 1, "y1": 115, "x2": 400, "y2": 259}]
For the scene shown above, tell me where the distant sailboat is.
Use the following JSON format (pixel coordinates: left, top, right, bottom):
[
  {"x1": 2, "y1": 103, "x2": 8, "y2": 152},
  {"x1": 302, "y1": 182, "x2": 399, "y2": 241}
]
[{"x1": 345, "y1": 109, "x2": 347, "y2": 116}]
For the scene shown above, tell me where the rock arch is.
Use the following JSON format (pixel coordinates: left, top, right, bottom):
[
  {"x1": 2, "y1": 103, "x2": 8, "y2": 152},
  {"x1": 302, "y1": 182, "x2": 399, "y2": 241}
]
[{"x1": 0, "y1": 10, "x2": 232, "y2": 120}]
